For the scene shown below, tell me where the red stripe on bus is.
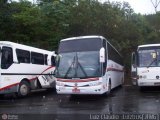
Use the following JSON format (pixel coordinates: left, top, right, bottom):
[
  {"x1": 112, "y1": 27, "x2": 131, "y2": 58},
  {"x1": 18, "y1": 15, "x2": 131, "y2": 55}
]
[
  {"x1": 0, "y1": 77, "x2": 37, "y2": 91},
  {"x1": 0, "y1": 83, "x2": 19, "y2": 91},
  {"x1": 40, "y1": 66, "x2": 55, "y2": 74},
  {"x1": 107, "y1": 68, "x2": 124, "y2": 72},
  {"x1": 29, "y1": 77, "x2": 37, "y2": 81},
  {"x1": 57, "y1": 77, "x2": 99, "y2": 82},
  {"x1": 0, "y1": 66, "x2": 55, "y2": 91}
]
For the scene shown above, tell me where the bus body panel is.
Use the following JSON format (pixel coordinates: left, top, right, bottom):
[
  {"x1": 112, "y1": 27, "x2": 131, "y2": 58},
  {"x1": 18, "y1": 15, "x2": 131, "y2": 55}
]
[
  {"x1": 38, "y1": 67, "x2": 56, "y2": 88},
  {"x1": 131, "y1": 44, "x2": 160, "y2": 87},
  {"x1": 0, "y1": 64, "x2": 55, "y2": 91},
  {"x1": 0, "y1": 41, "x2": 56, "y2": 95},
  {"x1": 56, "y1": 85, "x2": 105, "y2": 95},
  {"x1": 56, "y1": 78, "x2": 105, "y2": 94},
  {"x1": 107, "y1": 60, "x2": 124, "y2": 89},
  {"x1": 137, "y1": 67, "x2": 160, "y2": 86},
  {"x1": 56, "y1": 36, "x2": 124, "y2": 95}
]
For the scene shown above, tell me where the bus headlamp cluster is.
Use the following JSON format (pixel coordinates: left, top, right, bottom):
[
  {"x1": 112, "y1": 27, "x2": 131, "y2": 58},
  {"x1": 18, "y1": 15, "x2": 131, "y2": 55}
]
[
  {"x1": 139, "y1": 75, "x2": 147, "y2": 79},
  {"x1": 89, "y1": 82, "x2": 102, "y2": 86},
  {"x1": 56, "y1": 82, "x2": 64, "y2": 86}
]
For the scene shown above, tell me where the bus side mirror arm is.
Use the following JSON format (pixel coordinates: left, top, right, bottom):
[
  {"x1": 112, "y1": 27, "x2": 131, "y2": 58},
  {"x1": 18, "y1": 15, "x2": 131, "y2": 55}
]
[{"x1": 56, "y1": 55, "x2": 60, "y2": 67}]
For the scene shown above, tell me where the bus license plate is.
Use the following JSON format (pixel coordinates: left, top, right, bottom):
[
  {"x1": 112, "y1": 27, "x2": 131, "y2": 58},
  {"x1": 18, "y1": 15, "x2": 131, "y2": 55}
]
[{"x1": 72, "y1": 88, "x2": 80, "y2": 93}]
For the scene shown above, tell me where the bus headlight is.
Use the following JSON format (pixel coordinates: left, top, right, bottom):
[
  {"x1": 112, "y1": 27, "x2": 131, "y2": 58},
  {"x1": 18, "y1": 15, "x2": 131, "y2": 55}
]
[
  {"x1": 139, "y1": 75, "x2": 147, "y2": 79},
  {"x1": 56, "y1": 82, "x2": 64, "y2": 86},
  {"x1": 139, "y1": 75, "x2": 142, "y2": 79},
  {"x1": 143, "y1": 75, "x2": 147, "y2": 79},
  {"x1": 89, "y1": 82, "x2": 102, "y2": 86}
]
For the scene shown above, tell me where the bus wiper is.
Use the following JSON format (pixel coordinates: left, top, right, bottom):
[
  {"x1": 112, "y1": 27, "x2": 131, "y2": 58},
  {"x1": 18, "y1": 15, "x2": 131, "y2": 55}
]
[
  {"x1": 64, "y1": 56, "x2": 76, "y2": 78},
  {"x1": 147, "y1": 58, "x2": 157, "y2": 68},
  {"x1": 76, "y1": 56, "x2": 88, "y2": 78}
]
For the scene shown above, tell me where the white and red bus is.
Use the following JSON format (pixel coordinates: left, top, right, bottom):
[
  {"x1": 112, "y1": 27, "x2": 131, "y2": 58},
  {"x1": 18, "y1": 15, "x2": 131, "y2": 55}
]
[
  {"x1": 55, "y1": 36, "x2": 124, "y2": 95},
  {"x1": 0, "y1": 41, "x2": 56, "y2": 97},
  {"x1": 131, "y1": 44, "x2": 160, "y2": 88}
]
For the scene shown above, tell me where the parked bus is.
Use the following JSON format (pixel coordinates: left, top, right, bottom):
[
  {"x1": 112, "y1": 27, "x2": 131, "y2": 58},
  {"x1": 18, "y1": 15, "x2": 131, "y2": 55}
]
[
  {"x1": 0, "y1": 41, "x2": 56, "y2": 97},
  {"x1": 131, "y1": 44, "x2": 160, "y2": 88},
  {"x1": 55, "y1": 36, "x2": 124, "y2": 95}
]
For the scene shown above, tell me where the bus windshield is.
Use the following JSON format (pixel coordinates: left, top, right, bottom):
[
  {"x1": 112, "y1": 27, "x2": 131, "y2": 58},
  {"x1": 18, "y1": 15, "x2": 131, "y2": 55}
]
[
  {"x1": 138, "y1": 48, "x2": 160, "y2": 67},
  {"x1": 56, "y1": 51, "x2": 100, "y2": 79}
]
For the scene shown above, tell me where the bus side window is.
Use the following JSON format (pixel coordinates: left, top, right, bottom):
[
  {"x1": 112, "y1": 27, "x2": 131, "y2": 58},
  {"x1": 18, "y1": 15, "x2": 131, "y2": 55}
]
[
  {"x1": 16, "y1": 49, "x2": 30, "y2": 63},
  {"x1": 44, "y1": 54, "x2": 48, "y2": 65},
  {"x1": 107, "y1": 43, "x2": 123, "y2": 65},
  {"x1": 31, "y1": 52, "x2": 44, "y2": 65},
  {"x1": 103, "y1": 39, "x2": 107, "y2": 64},
  {"x1": 51, "y1": 56, "x2": 55, "y2": 66},
  {"x1": 1, "y1": 47, "x2": 13, "y2": 69}
]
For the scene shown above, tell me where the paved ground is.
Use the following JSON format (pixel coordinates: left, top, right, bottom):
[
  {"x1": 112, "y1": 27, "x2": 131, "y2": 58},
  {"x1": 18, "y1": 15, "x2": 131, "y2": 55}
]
[{"x1": 0, "y1": 85, "x2": 160, "y2": 120}]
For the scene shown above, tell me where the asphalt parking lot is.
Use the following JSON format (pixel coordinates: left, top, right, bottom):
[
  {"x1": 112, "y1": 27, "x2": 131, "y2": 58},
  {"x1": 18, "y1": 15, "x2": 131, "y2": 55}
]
[{"x1": 1, "y1": 85, "x2": 160, "y2": 120}]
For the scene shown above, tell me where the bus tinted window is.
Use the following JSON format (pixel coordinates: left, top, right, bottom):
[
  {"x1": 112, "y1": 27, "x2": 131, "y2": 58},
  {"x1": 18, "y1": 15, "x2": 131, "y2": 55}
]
[
  {"x1": 31, "y1": 52, "x2": 44, "y2": 65},
  {"x1": 59, "y1": 38, "x2": 102, "y2": 53},
  {"x1": 51, "y1": 56, "x2": 55, "y2": 66},
  {"x1": 44, "y1": 54, "x2": 48, "y2": 65},
  {"x1": 107, "y1": 43, "x2": 123, "y2": 65},
  {"x1": 16, "y1": 49, "x2": 30, "y2": 63},
  {"x1": 1, "y1": 47, "x2": 13, "y2": 69}
]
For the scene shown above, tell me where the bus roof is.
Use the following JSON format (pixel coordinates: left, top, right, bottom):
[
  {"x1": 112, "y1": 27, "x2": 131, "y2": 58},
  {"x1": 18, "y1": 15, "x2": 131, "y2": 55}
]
[
  {"x1": 59, "y1": 35, "x2": 122, "y2": 57},
  {"x1": 0, "y1": 41, "x2": 55, "y2": 55},
  {"x1": 61, "y1": 35, "x2": 105, "y2": 42},
  {"x1": 138, "y1": 44, "x2": 160, "y2": 48}
]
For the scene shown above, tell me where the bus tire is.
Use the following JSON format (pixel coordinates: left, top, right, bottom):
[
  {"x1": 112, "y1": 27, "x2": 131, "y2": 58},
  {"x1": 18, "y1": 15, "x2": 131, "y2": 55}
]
[
  {"x1": 107, "y1": 80, "x2": 111, "y2": 94},
  {"x1": 18, "y1": 81, "x2": 30, "y2": 97}
]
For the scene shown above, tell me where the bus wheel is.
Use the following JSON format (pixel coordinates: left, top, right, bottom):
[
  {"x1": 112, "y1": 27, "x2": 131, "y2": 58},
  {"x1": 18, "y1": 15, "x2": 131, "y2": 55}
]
[
  {"x1": 107, "y1": 81, "x2": 111, "y2": 94},
  {"x1": 18, "y1": 81, "x2": 30, "y2": 97}
]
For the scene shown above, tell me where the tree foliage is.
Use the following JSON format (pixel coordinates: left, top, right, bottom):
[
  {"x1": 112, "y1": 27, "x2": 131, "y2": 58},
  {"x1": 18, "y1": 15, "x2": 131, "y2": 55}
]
[{"x1": 0, "y1": 0, "x2": 159, "y2": 73}]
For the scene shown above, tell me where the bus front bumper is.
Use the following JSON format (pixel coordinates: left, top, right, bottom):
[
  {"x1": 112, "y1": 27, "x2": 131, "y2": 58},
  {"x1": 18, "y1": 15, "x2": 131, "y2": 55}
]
[
  {"x1": 138, "y1": 79, "x2": 160, "y2": 86},
  {"x1": 56, "y1": 85, "x2": 106, "y2": 95}
]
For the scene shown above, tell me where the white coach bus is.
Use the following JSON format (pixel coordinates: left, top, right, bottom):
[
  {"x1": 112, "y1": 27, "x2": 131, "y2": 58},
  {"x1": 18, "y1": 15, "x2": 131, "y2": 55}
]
[
  {"x1": 131, "y1": 44, "x2": 160, "y2": 88},
  {"x1": 0, "y1": 41, "x2": 56, "y2": 97},
  {"x1": 55, "y1": 36, "x2": 124, "y2": 95}
]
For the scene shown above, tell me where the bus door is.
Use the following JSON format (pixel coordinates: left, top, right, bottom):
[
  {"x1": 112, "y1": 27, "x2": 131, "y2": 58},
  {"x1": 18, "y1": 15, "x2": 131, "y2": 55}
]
[
  {"x1": 0, "y1": 46, "x2": 13, "y2": 90},
  {"x1": 1, "y1": 46, "x2": 13, "y2": 70},
  {"x1": 38, "y1": 55, "x2": 55, "y2": 88},
  {"x1": 131, "y1": 52, "x2": 138, "y2": 85}
]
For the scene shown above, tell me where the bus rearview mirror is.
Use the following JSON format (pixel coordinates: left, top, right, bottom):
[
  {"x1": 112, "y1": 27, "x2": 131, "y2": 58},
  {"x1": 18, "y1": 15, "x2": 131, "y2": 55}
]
[
  {"x1": 56, "y1": 55, "x2": 61, "y2": 66},
  {"x1": 100, "y1": 47, "x2": 105, "y2": 63},
  {"x1": 151, "y1": 52, "x2": 157, "y2": 59}
]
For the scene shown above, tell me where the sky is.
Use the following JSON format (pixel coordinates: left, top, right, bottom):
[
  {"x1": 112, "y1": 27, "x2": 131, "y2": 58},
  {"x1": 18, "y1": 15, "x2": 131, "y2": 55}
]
[{"x1": 100, "y1": 0, "x2": 160, "y2": 14}]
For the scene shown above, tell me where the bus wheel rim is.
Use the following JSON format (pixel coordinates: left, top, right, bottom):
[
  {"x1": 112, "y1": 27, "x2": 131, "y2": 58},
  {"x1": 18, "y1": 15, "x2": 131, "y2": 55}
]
[{"x1": 20, "y1": 84, "x2": 28, "y2": 96}]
